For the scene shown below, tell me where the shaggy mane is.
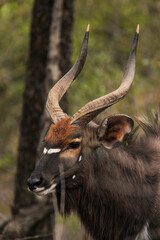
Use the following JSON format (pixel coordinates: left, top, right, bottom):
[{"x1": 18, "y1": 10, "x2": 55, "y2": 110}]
[{"x1": 135, "y1": 109, "x2": 160, "y2": 137}]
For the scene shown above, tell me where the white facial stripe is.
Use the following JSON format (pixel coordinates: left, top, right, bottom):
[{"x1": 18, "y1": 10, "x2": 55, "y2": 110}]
[
  {"x1": 43, "y1": 147, "x2": 48, "y2": 154},
  {"x1": 48, "y1": 148, "x2": 61, "y2": 154},
  {"x1": 43, "y1": 148, "x2": 61, "y2": 154}
]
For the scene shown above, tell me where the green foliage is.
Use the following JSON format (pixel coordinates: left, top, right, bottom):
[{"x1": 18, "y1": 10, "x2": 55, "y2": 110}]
[
  {"x1": 0, "y1": 0, "x2": 33, "y2": 167},
  {"x1": 0, "y1": 153, "x2": 15, "y2": 171},
  {"x1": 69, "y1": 0, "x2": 160, "y2": 117},
  {"x1": 0, "y1": 0, "x2": 160, "y2": 169},
  {"x1": 57, "y1": 213, "x2": 81, "y2": 237}
]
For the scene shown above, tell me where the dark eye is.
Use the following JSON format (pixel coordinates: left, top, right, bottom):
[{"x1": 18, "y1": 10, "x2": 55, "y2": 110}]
[{"x1": 69, "y1": 142, "x2": 81, "y2": 149}]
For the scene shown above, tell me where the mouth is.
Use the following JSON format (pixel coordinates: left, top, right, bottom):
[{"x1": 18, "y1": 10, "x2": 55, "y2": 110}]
[{"x1": 32, "y1": 183, "x2": 57, "y2": 196}]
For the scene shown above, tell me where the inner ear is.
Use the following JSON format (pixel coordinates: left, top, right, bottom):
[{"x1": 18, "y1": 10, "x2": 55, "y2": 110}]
[{"x1": 98, "y1": 115, "x2": 134, "y2": 149}]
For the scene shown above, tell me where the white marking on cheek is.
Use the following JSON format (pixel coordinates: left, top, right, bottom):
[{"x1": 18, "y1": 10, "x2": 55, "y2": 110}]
[
  {"x1": 136, "y1": 222, "x2": 150, "y2": 240},
  {"x1": 72, "y1": 175, "x2": 76, "y2": 179},
  {"x1": 47, "y1": 148, "x2": 61, "y2": 154},
  {"x1": 34, "y1": 187, "x2": 45, "y2": 192},
  {"x1": 78, "y1": 155, "x2": 82, "y2": 162},
  {"x1": 43, "y1": 147, "x2": 48, "y2": 154}
]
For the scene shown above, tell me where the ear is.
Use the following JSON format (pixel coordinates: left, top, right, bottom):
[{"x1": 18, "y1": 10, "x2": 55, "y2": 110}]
[{"x1": 98, "y1": 115, "x2": 134, "y2": 149}]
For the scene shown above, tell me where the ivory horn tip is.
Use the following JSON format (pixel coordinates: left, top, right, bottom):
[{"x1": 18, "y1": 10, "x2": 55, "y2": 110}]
[
  {"x1": 136, "y1": 24, "x2": 139, "y2": 34},
  {"x1": 86, "y1": 24, "x2": 90, "y2": 32}
]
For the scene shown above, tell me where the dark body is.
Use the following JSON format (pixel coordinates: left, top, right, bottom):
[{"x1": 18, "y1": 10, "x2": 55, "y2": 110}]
[{"x1": 54, "y1": 120, "x2": 160, "y2": 240}]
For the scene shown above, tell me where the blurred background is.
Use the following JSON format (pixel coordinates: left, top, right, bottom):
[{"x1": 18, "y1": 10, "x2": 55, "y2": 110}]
[{"x1": 0, "y1": 0, "x2": 160, "y2": 239}]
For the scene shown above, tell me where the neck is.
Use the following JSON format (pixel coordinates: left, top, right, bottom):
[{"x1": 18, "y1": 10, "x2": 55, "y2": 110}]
[{"x1": 56, "y1": 135, "x2": 159, "y2": 240}]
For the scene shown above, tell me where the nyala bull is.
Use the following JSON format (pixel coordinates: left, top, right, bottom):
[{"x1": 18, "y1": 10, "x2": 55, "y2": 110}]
[{"x1": 28, "y1": 25, "x2": 160, "y2": 240}]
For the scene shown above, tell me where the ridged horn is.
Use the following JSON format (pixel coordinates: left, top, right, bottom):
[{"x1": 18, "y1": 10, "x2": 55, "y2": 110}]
[
  {"x1": 71, "y1": 25, "x2": 139, "y2": 127},
  {"x1": 46, "y1": 24, "x2": 90, "y2": 123}
]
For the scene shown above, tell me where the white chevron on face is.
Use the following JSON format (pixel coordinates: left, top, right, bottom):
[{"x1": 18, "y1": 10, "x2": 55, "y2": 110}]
[{"x1": 43, "y1": 147, "x2": 61, "y2": 154}]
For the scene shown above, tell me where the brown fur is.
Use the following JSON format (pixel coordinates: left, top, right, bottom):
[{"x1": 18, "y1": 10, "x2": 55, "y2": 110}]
[
  {"x1": 45, "y1": 117, "x2": 81, "y2": 147},
  {"x1": 59, "y1": 123, "x2": 160, "y2": 239}
]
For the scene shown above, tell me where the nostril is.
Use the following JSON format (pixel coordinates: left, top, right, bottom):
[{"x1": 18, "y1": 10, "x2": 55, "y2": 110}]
[{"x1": 27, "y1": 177, "x2": 43, "y2": 191}]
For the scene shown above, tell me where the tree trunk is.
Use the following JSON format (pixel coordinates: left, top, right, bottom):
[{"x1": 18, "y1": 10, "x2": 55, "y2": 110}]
[
  {"x1": 14, "y1": 0, "x2": 54, "y2": 211},
  {"x1": 40, "y1": 0, "x2": 74, "y2": 152},
  {"x1": 1, "y1": 0, "x2": 74, "y2": 239}
]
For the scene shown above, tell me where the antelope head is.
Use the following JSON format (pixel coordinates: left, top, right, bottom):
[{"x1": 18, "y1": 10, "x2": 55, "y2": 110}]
[{"x1": 27, "y1": 25, "x2": 139, "y2": 195}]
